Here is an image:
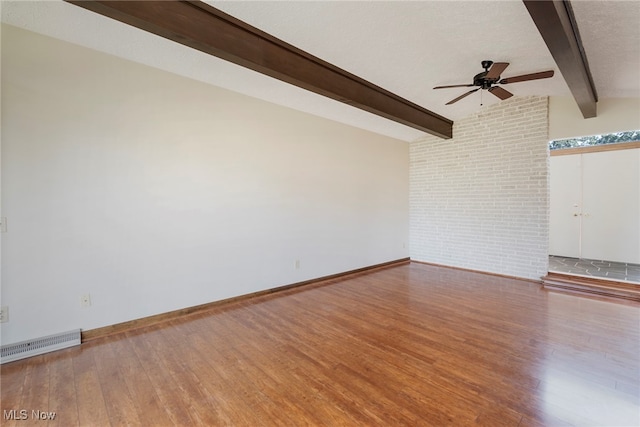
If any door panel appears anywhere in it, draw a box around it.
[549,155,582,258]
[581,149,640,263]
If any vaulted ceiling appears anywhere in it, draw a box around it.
[2,1,639,141]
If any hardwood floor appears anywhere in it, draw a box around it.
[2,262,639,426]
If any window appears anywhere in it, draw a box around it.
[549,130,640,150]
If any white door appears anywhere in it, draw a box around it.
[581,149,640,263]
[549,147,640,263]
[549,155,582,258]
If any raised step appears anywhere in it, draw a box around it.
[543,272,640,302]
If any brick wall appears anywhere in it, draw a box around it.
[410,96,549,280]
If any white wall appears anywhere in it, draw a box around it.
[410,97,549,280]
[0,25,409,344]
[549,97,640,140]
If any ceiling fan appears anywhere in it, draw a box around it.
[434,60,554,105]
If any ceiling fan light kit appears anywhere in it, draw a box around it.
[434,60,554,105]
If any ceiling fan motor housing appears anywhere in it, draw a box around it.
[474,60,502,88]
[473,71,498,89]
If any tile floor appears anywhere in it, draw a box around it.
[549,255,640,283]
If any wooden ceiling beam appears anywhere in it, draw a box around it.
[523,0,598,118]
[65,0,453,139]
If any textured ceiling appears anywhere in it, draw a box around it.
[210,0,570,118]
[570,0,640,99]
[2,1,639,141]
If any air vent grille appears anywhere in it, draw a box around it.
[1,329,81,364]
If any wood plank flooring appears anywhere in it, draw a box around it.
[2,262,639,426]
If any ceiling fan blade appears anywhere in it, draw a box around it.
[485,62,509,80]
[445,88,480,105]
[499,70,554,84]
[433,84,474,89]
[488,86,513,100]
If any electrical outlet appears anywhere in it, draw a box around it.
[295,259,300,269]
[80,294,91,308]
[0,306,8,323]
